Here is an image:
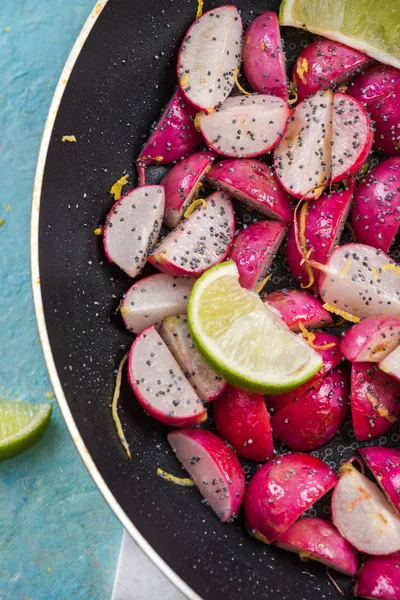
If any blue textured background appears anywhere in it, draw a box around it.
[0,1,122,598]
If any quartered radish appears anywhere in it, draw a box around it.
[349,64,400,107]
[160,315,226,402]
[244,453,336,543]
[230,220,286,290]
[161,151,216,230]
[355,555,400,600]
[380,345,400,382]
[149,191,234,277]
[120,274,194,334]
[368,89,400,156]
[213,385,274,462]
[332,462,400,555]
[167,428,245,522]
[341,316,400,363]
[177,6,242,112]
[103,185,164,277]
[351,362,400,441]
[275,517,359,576]
[128,326,206,426]
[207,158,292,222]
[198,94,291,158]
[265,289,333,331]
[358,446,400,515]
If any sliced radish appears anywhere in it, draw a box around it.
[380,345,400,382]
[127,326,206,426]
[358,446,400,515]
[265,289,333,331]
[349,64,400,107]
[355,555,400,600]
[341,316,400,363]
[167,428,245,522]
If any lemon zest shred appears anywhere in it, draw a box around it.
[111,354,131,459]
[120,306,129,317]
[93,227,103,236]
[328,317,346,328]
[255,273,272,294]
[339,255,351,276]
[157,468,194,486]
[298,322,336,350]
[193,180,205,199]
[196,0,203,18]
[366,392,398,423]
[0,219,5,227]
[194,112,204,131]
[109,174,129,201]
[180,73,190,88]
[288,80,298,105]
[61,135,77,142]
[299,551,313,562]
[296,58,308,84]
[184,198,207,218]
[338,462,355,477]
[322,304,360,323]
[298,200,315,289]
[382,263,400,275]
[259,41,265,51]
[234,67,251,95]
[372,267,380,279]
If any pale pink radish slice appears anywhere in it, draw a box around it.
[331,463,400,555]
[177,6,242,112]
[244,453,336,543]
[127,326,206,427]
[273,90,333,200]
[275,517,359,576]
[198,94,291,158]
[341,316,400,362]
[230,220,286,290]
[355,555,400,600]
[160,315,226,402]
[349,64,400,107]
[120,274,194,334]
[148,191,234,277]
[380,346,400,382]
[358,446,400,515]
[103,185,164,277]
[167,428,245,522]
[265,289,333,331]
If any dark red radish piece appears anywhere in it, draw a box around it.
[355,555,400,600]
[207,158,292,223]
[273,89,333,200]
[380,346,400,382]
[149,191,234,277]
[341,316,400,363]
[167,428,245,522]
[292,38,373,103]
[242,11,288,99]
[265,289,333,331]
[271,369,348,451]
[275,517,359,576]
[213,385,274,462]
[331,92,373,182]
[103,185,164,278]
[358,446,400,515]
[160,315,226,402]
[244,453,336,543]
[177,6,242,112]
[128,326,206,427]
[369,89,400,156]
[352,157,400,252]
[198,94,291,158]
[349,64,400,107]
[120,274,194,334]
[351,362,400,441]
[230,220,286,290]
[332,463,400,555]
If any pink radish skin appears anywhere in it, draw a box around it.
[265,289,333,331]
[230,220,286,290]
[292,38,373,102]
[244,453,336,543]
[380,346,400,382]
[213,386,274,462]
[349,64,400,107]
[148,191,234,277]
[368,89,400,156]
[207,158,292,223]
[332,463,400,555]
[167,428,245,522]
[242,11,288,99]
[351,362,400,441]
[271,369,348,451]
[161,152,216,229]
[341,316,400,363]
[355,555,400,600]
[276,517,359,576]
[177,6,242,112]
[103,185,164,278]
[128,326,206,427]
[358,446,400,515]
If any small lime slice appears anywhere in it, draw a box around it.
[0,401,53,461]
[279,0,400,68]
[187,261,322,394]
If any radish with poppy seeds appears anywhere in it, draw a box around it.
[354,555,400,600]
[368,88,400,157]
[349,64,400,107]
[265,289,333,331]
[380,345,400,381]
[358,446,400,516]
[341,316,400,363]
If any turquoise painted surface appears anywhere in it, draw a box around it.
[0,1,122,598]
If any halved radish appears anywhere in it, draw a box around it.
[349,64,400,107]
[358,446,400,515]
[265,289,333,331]
[213,385,274,462]
[332,463,400,555]
[177,6,242,112]
[148,191,234,277]
[103,185,165,277]
[120,274,194,334]
[244,453,336,543]
[380,345,400,382]
[167,428,245,522]
[354,555,400,600]
[127,326,206,426]
[198,94,291,158]
[160,315,226,402]
[341,316,400,363]
[275,517,359,576]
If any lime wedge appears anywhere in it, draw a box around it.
[187,261,322,394]
[279,0,400,68]
[0,401,52,461]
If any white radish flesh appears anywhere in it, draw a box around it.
[380,345,400,381]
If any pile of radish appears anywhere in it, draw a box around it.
[99,4,400,597]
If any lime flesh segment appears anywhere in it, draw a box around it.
[279,0,400,68]
[0,401,52,461]
[187,261,322,394]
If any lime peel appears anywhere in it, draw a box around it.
[0,401,52,461]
